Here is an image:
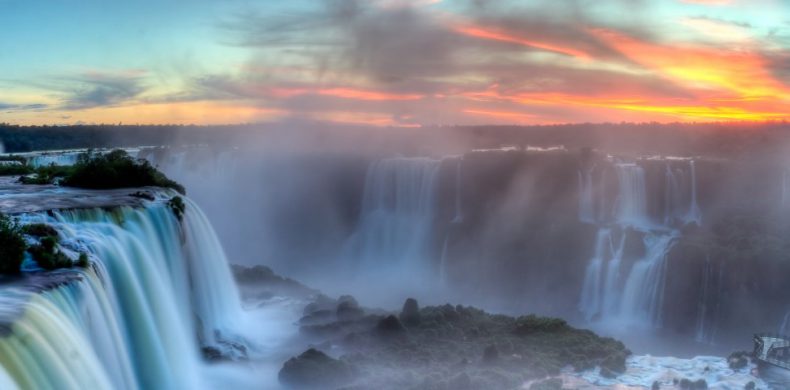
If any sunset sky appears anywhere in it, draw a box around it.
[2,0,789,126]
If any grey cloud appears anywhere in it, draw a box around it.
[62,73,147,110]
[0,102,48,111]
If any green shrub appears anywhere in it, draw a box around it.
[76,253,90,268]
[19,164,72,184]
[168,196,186,221]
[61,150,185,194]
[22,223,58,237]
[28,236,72,270]
[514,314,569,334]
[0,213,26,274]
[0,163,32,176]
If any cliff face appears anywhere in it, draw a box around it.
[154,145,790,349]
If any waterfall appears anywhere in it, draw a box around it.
[614,163,650,228]
[579,229,612,321]
[1,198,244,389]
[579,161,679,328]
[618,233,676,327]
[350,157,441,272]
[685,160,702,226]
[451,158,464,224]
[663,164,684,225]
[695,255,721,344]
[779,310,790,335]
[578,168,595,223]
[27,152,82,167]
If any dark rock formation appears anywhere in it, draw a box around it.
[399,297,421,327]
[375,315,405,333]
[336,295,364,322]
[278,348,356,389]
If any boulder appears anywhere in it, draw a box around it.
[336,295,364,322]
[278,348,356,389]
[399,298,421,327]
[376,315,405,333]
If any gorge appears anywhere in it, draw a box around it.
[0,127,787,389]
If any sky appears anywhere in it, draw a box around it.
[1,0,789,126]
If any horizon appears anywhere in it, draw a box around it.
[3,0,790,127]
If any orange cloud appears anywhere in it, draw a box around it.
[590,29,789,101]
[453,24,591,60]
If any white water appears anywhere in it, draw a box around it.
[580,162,679,329]
[578,168,596,223]
[349,157,441,273]
[570,355,767,389]
[0,198,245,389]
[614,163,650,228]
[619,234,676,327]
[452,157,464,224]
[686,160,702,226]
[695,255,722,344]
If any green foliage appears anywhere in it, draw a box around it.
[28,235,72,270]
[168,195,186,221]
[514,314,569,334]
[77,253,90,268]
[19,164,73,185]
[22,223,58,237]
[61,150,185,194]
[0,213,26,274]
[0,163,32,176]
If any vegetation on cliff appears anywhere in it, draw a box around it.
[0,213,26,274]
[281,297,630,389]
[62,150,185,194]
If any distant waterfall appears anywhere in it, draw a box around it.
[618,234,676,326]
[578,168,595,223]
[350,157,441,272]
[451,157,464,224]
[614,163,649,227]
[686,160,702,226]
[663,160,702,227]
[695,255,722,344]
[663,164,685,225]
[1,199,244,389]
[579,161,679,328]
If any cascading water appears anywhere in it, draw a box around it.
[349,157,441,274]
[695,255,722,344]
[0,197,245,389]
[578,167,595,223]
[614,163,650,228]
[618,233,676,327]
[579,161,680,328]
[686,160,702,226]
[579,229,612,321]
[452,157,464,224]
[663,164,685,225]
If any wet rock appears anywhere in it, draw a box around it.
[336,295,364,322]
[679,378,708,390]
[652,380,661,390]
[727,351,749,370]
[202,346,223,362]
[376,315,405,333]
[300,309,334,326]
[278,348,356,389]
[399,298,420,327]
[482,345,499,364]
